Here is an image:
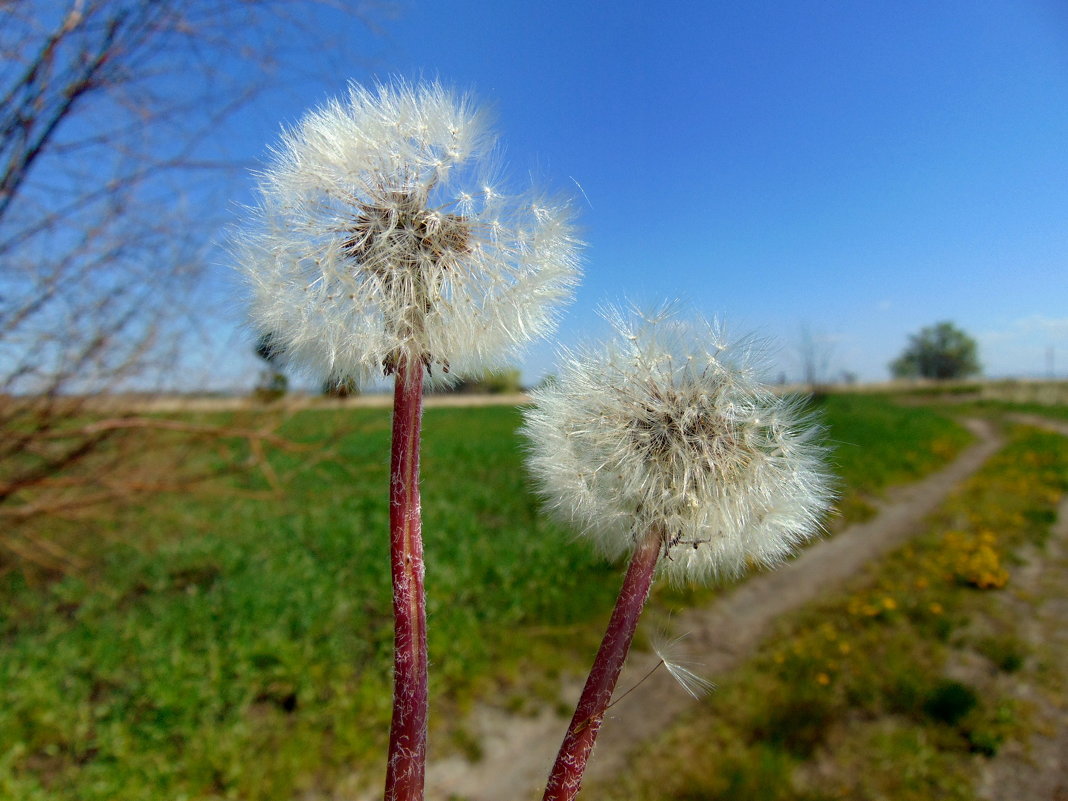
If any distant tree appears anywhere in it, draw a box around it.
[446,368,524,394]
[479,368,524,394]
[253,333,287,402]
[322,375,359,398]
[890,322,981,380]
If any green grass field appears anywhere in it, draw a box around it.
[968,399,1068,422]
[0,394,972,800]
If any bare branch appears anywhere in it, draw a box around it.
[0,0,391,571]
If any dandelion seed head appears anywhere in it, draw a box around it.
[522,303,835,583]
[233,79,582,385]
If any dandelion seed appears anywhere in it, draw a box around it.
[651,632,715,699]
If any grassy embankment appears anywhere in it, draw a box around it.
[892,378,1068,423]
[0,394,970,800]
[600,423,1068,801]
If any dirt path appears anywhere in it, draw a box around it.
[418,419,1003,801]
[1006,413,1068,438]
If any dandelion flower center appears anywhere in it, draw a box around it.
[627,384,754,481]
[344,191,472,275]
[341,187,476,372]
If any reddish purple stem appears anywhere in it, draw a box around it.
[542,528,664,801]
[384,359,427,801]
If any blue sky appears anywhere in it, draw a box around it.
[211,0,1068,387]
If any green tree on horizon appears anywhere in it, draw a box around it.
[890,321,981,380]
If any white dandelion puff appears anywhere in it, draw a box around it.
[232,80,582,800]
[533,304,834,800]
[233,79,582,385]
[538,303,828,798]
[523,302,835,584]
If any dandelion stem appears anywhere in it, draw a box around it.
[384,358,427,801]
[542,526,663,801]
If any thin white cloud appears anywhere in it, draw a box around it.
[977,315,1068,378]
[979,315,1068,344]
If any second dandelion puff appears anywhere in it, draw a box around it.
[522,304,835,801]
[524,304,834,582]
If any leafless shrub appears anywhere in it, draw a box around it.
[0,0,392,570]
[797,323,836,395]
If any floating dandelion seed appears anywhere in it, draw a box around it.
[651,632,715,700]
[599,630,715,713]
[234,79,581,386]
